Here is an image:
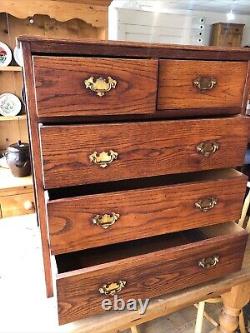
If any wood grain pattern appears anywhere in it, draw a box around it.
[33,57,158,118]
[56,223,247,324]
[21,42,53,297]
[40,117,248,189]
[53,241,250,333]
[48,169,247,255]
[158,60,247,110]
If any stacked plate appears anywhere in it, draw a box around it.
[0,41,23,67]
[0,93,22,117]
[0,42,12,67]
[0,41,23,117]
[14,46,23,67]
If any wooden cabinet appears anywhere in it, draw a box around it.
[0,191,35,218]
[210,23,245,47]
[0,168,33,218]
[20,37,250,324]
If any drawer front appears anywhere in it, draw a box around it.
[48,170,247,254]
[0,192,35,218]
[56,224,247,324]
[33,57,158,118]
[40,117,248,189]
[158,60,247,111]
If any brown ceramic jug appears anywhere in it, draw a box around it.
[6,140,31,177]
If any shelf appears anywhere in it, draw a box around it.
[0,167,33,194]
[0,115,26,122]
[0,66,22,72]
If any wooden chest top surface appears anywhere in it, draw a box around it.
[19,35,250,60]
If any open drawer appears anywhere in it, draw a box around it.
[55,222,247,324]
[47,169,247,255]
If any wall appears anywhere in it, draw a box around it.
[109,5,250,46]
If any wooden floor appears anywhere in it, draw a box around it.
[0,214,241,333]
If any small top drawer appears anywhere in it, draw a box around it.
[158,60,247,112]
[33,57,158,118]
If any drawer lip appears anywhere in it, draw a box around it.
[47,169,247,255]
[48,168,246,202]
[55,223,248,324]
[158,60,248,111]
[56,223,247,279]
[39,117,248,189]
[33,56,158,118]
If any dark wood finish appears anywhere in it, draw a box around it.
[20,38,250,320]
[21,43,53,297]
[210,23,245,47]
[48,169,247,255]
[18,36,250,61]
[56,223,248,324]
[40,117,248,189]
[33,57,158,118]
[158,60,247,111]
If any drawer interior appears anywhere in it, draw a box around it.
[48,168,244,200]
[55,222,243,274]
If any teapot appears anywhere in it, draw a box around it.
[5,140,31,177]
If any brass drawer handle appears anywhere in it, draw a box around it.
[198,255,219,269]
[89,150,118,168]
[195,197,218,212]
[193,76,217,91]
[84,76,117,97]
[99,280,127,296]
[92,213,120,229]
[196,141,219,157]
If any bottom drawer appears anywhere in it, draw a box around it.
[55,223,247,324]
[0,192,35,218]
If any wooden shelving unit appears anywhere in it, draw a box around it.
[0,115,26,121]
[0,167,34,218]
[0,167,32,192]
[0,0,111,220]
[0,66,22,72]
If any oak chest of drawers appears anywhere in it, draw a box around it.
[20,37,250,325]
